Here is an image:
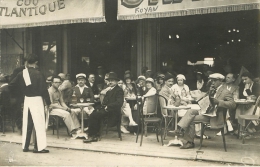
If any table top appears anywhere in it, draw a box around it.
[163,105,191,110]
[234,99,255,105]
[70,103,95,107]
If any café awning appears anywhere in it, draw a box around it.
[118,0,260,20]
[0,0,105,29]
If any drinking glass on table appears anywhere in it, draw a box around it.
[80,98,84,103]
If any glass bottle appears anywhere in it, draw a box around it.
[71,91,77,104]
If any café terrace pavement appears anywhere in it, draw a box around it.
[1,126,260,166]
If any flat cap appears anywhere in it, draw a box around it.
[76,73,86,79]
[209,73,225,80]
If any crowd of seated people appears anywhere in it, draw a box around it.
[3,63,260,149]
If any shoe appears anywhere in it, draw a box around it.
[216,131,227,136]
[33,149,49,153]
[76,129,82,134]
[247,127,256,133]
[23,148,29,152]
[121,126,130,133]
[129,121,138,126]
[180,142,195,149]
[83,137,98,143]
[84,127,89,132]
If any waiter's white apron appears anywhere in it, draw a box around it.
[22,96,47,151]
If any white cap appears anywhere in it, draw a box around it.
[209,73,225,80]
[146,78,154,84]
[76,73,86,79]
[138,75,146,80]
[176,74,186,80]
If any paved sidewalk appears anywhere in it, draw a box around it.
[1,126,260,166]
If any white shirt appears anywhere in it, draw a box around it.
[75,84,88,94]
[197,80,204,90]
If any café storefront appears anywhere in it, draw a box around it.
[1,0,260,80]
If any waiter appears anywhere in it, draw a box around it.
[9,54,51,153]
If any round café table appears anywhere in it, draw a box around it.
[70,103,94,139]
[163,105,191,146]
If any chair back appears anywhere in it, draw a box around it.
[252,96,260,115]
[158,94,168,117]
[143,94,158,116]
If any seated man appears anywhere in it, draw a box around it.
[86,73,100,101]
[58,73,73,106]
[48,76,81,135]
[83,72,124,143]
[173,73,236,149]
[72,73,95,118]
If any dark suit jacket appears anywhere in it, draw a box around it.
[9,65,26,99]
[73,86,94,103]
[239,82,260,99]
[86,81,100,95]
[0,84,10,110]
[102,85,124,126]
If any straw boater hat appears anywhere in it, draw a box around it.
[208,73,225,80]
[76,73,86,79]
[105,72,120,81]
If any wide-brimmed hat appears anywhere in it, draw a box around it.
[124,73,132,80]
[176,74,186,80]
[209,73,225,80]
[76,73,86,79]
[137,75,146,80]
[106,72,120,81]
[146,78,154,84]
[125,70,131,74]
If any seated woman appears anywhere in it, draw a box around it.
[172,74,192,105]
[118,80,138,134]
[154,73,165,93]
[142,78,157,115]
[236,72,260,133]
[124,73,137,97]
[135,75,146,96]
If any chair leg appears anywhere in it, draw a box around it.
[163,117,167,140]
[237,124,240,139]
[52,118,55,135]
[199,123,204,150]
[56,117,59,139]
[156,123,159,142]
[136,125,139,143]
[242,125,245,144]
[140,123,144,146]
[117,122,122,141]
[145,124,147,137]
[105,123,108,135]
[99,120,104,141]
[3,113,5,134]
[160,120,164,146]
[221,127,227,152]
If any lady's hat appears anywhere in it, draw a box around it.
[138,75,146,81]
[125,70,131,74]
[164,73,174,81]
[176,74,186,80]
[157,73,165,79]
[124,73,132,80]
[106,72,120,81]
[145,78,154,84]
[196,71,203,75]
[76,73,86,79]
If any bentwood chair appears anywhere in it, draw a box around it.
[193,110,227,152]
[158,94,172,139]
[238,96,260,144]
[136,94,163,146]
[49,115,70,139]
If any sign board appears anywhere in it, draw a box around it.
[0,0,105,29]
[118,0,260,20]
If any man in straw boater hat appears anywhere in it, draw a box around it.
[83,72,124,143]
[9,54,51,153]
[172,73,236,149]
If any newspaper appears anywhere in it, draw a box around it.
[190,90,207,101]
[198,95,217,117]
